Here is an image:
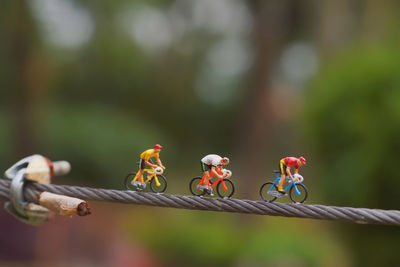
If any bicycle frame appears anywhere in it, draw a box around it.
[268,173,303,196]
[133,167,162,186]
[198,172,229,191]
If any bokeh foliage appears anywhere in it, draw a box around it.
[305,45,400,208]
[1,0,400,266]
[304,45,400,266]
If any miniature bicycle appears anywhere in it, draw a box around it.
[189,169,235,198]
[124,161,167,193]
[259,171,308,203]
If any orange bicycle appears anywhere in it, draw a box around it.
[189,169,235,198]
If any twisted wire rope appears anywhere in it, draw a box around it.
[1,179,400,226]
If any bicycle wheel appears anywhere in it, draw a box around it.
[260,182,278,202]
[125,172,138,191]
[216,179,235,198]
[289,183,308,203]
[189,177,206,196]
[150,175,167,193]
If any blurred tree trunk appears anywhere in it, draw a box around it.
[236,0,293,198]
[9,0,38,157]
[0,0,39,261]
[316,0,356,57]
[362,0,399,42]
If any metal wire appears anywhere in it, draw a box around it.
[1,178,400,226]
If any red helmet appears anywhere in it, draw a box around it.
[154,144,163,149]
[299,156,306,165]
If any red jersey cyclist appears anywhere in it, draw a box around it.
[278,156,306,194]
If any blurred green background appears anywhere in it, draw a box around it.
[1,0,400,266]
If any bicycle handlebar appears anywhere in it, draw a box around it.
[293,174,304,183]
[147,166,164,175]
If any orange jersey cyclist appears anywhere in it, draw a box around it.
[133,144,166,188]
[199,154,230,195]
[277,156,306,194]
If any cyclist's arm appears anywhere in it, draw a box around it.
[156,157,165,170]
[145,160,158,168]
[210,167,223,179]
[293,168,300,182]
[286,167,294,180]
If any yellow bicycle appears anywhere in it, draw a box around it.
[124,165,167,193]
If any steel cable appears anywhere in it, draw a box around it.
[1,179,399,226]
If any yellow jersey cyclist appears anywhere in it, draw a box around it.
[277,156,306,194]
[132,144,166,189]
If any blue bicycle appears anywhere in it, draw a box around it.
[259,171,308,203]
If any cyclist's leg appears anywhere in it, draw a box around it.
[199,161,213,194]
[204,168,215,195]
[137,158,146,183]
[204,172,211,185]
[203,171,214,196]
[136,169,145,183]
[278,160,286,192]
[201,161,212,186]
[199,161,206,185]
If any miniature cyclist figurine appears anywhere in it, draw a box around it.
[277,156,306,194]
[199,154,230,195]
[132,144,166,189]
